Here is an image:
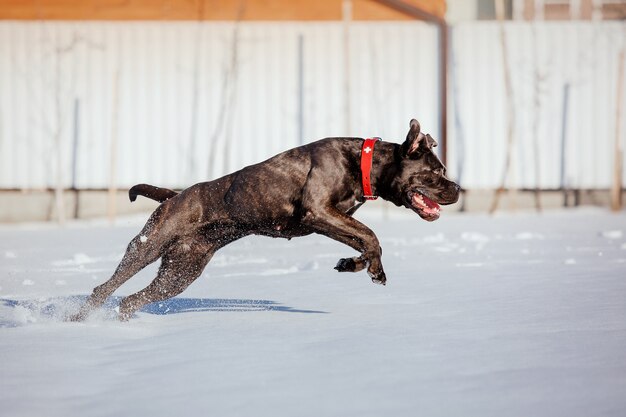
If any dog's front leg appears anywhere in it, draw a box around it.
[303,207,386,285]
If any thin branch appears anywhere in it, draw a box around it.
[207,0,246,178]
[531,23,543,212]
[186,0,205,183]
[489,0,516,214]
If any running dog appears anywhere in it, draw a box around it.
[70,119,460,321]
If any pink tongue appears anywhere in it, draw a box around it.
[422,195,440,210]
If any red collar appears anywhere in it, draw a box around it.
[361,138,380,200]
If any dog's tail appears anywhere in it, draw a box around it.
[129,184,179,203]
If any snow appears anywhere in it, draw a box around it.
[1,207,626,417]
[602,230,624,240]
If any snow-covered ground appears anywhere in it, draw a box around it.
[1,207,625,417]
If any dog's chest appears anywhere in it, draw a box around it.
[257,218,313,239]
[336,198,364,216]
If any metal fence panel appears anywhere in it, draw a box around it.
[449,22,626,189]
[0,21,439,189]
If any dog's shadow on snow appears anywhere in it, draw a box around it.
[139,297,327,315]
[0,296,327,327]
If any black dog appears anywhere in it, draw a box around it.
[70,119,459,321]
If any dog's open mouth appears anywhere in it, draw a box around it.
[407,191,441,221]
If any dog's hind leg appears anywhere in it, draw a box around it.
[68,232,164,321]
[118,239,214,321]
[68,205,178,321]
[69,188,213,322]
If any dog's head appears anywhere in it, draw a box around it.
[387,119,460,222]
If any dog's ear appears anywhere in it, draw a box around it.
[401,119,436,157]
[425,134,438,149]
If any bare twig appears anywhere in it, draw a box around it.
[489,0,516,214]
[531,24,543,212]
[611,46,625,212]
[107,68,121,224]
[53,30,66,225]
[207,0,246,179]
[450,30,466,211]
[186,0,205,183]
[343,0,352,134]
[32,24,105,223]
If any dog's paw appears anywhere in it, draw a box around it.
[368,269,387,286]
[66,306,92,322]
[334,258,357,272]
[66,313,85,322]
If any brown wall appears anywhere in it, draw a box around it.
[0,0,445,21]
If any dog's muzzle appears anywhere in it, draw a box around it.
[406,190,441,222]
